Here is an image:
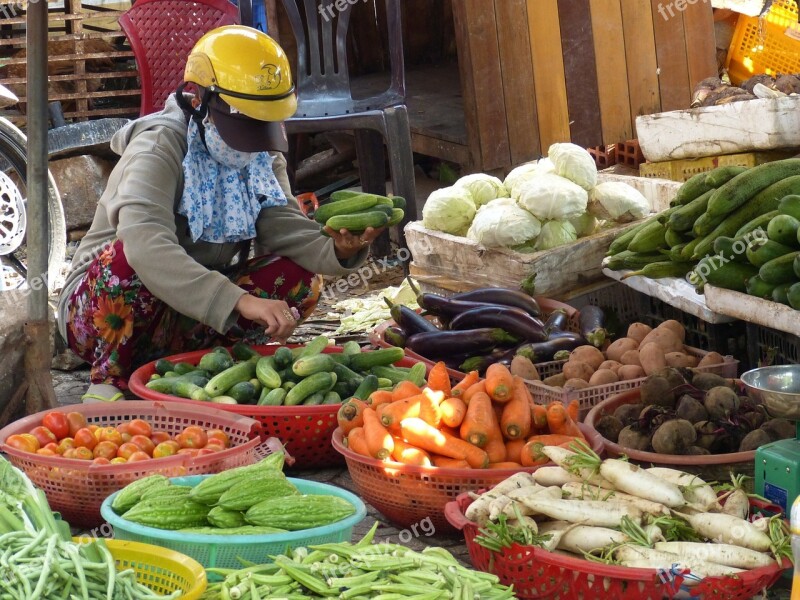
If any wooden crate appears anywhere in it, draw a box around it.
[406,174,680,296]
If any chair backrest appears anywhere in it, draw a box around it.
[119,0,240,116]
[279,0,405,118]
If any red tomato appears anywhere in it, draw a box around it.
[88,425,100,434]
[56,437,75,455]
[126,451,151,463]
[152,441,180,458]
[18,434,41,452]
[204,439,226,452]
[66,412,88,437]
[92,457,111,465]
[98,427,123,446]
[73,447,94,460]
[43,442,59,453]
[36,448,57,456]
[130,435,155,456]
[195,448,218,456]
[127,419,152,438]
[93,441,119,460]
[150,431,171,445]
[62,448,78,459]
[116,443,141,460]
[110,457,127,464]
[177,448,201,458]
[73,428,98,450]
[206,429,230,448]
[29,426,57,448]
[177,426,207,449]
[116,423,131,436]
[42,412,69,440]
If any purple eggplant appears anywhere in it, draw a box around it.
[579,305,608,348]
[515,331,586,363]
[451,288,541,317]
[384,298,439,335]
[449,306,547,343]
[416,293,499,318]
[383,326,407,348]
[459,347,515,374]
[405,328,519,358]
[544,309,569,334]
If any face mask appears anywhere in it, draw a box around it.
[202,118,256,169]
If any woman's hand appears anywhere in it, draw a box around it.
[325,226,386,260]
[234,295,297,342]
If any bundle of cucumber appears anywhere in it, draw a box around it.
[315,190,405,233]
[145,336,427,406]
[607,160,800,307]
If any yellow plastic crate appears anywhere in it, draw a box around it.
[639,151,795,181]
[725,0,800,85]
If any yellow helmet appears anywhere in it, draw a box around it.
[184,25,296,122]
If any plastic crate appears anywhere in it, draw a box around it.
[639,151,795,181]
[725,0,800,85]
[747,322,800,367]
[101,475,366,572]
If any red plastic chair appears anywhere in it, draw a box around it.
[119,0,240,116]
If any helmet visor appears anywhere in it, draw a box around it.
[207,94,289,153]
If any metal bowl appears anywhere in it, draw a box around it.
[741,365,800,420]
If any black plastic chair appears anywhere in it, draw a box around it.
[254,0,416,251]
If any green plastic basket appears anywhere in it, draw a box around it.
[100,475,366,571]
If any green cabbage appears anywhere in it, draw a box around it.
[504,158,554,198]
[569,213,599,237]
[536,220,578,251]
[466,198,541,248]
[588,181,650,222]
[516,173,588,221]
[454,173,509,207]
[548,143,597,191]
[422,186,477,235]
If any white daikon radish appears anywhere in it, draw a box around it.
[465,472,538,523]
[561,482,670,516]
[677,512,772,552]
[513,496,642,528]
[555,525,630,554]
[503,486,562,517]
[600,460,686,508]
[506,514,538,534]
[615,545,744,578]
[645,467,720,511]
[488,495,513,522]
[654,541,775,569]
[533,466,616,489]
[719,474,751,520]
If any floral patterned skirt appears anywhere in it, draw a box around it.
[66,240,322,390]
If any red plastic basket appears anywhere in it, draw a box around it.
[331,423,603,534]
[445,492,790,600]
[129,345,427,469]
[368,297,580,378]
[0,401,273,528]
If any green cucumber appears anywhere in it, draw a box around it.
[329,190,364,202]
[767,214,800,247]
[408,362,427,386]
[704,165,748,188]
[795,253,800,279]
[348,347,406,372]
[292,353,336,377]
[713,237,747,263]
[322,391,342,405]
[628,221,667,253]
[352,374,379,401]
[689,258,759,293]
[198,351,234,374]
[370,365,418,385]
[256,356,282,389]
[372,204,395,217]
[333,381,355,399]
[669,189,715,232]
[692,210,727,238]
[706,159,800,217]
[746,239,795,267]
[146,377,178,394]
[212,346,233,358]
[173,362,197,376]
[258,387,287,406]
[332,363,364,387]
[273,346,294,369]
[664,227,689,247]
[342,341,361,355]
[284,372,336,406]
[680,238,702,261]
[154,359,175,376]
[779,195,800,221]
[667,244,689,262]
[227,381,257,404]
[205,360,257,397]
[296,335,330,360]
[326,211,389,232]
[608,220,649,256]
[174,380,211,402]
[735,210,779,239]
[314,194,379,224]
[788,282,800,309]
[281,381,296,392]
[604,251,664,271]
[673,172,715,206]
[328,353,351,366]
[232,343,261,361]
[211,396,238,404]
[772,282,794,305]
[391,196,406,210]
[387,208,405,226]
[620,261,694,280]
[746,276,777,299]
[301,392,326,406]
[249,378,262,394]
[760,251,800,284]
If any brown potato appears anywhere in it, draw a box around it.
[569,346,605,370]
[618,364,645,380]
[564,378,590,390]
[511,355,540,381]
[589,369,619,386]
[627,322,653,344]
[639,342,667,376]
[606,338,640,363]
[563,360,595,383]
[657,320,686,342]
[620,350,642,367]
[665,352,694,368]
[697,352,725,368]
[599,360,623,374]
[543,373,566,387]
[640,328,683,354]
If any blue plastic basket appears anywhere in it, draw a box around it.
[100,475,366,571]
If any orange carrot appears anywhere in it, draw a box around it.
[440,425,461,439]
[362,408,394,460]
[418,388,445,428]
[462,380,487,405]
[525,434,583,446]
[485,363,514,403]
[485,435,507,464]
[459,391,496,448]
[427,361,452,396]
[379,396,422,428]
[431,456,470,469]
[567,399,580,422]
[488,461,523,469]
[520,444,551,467]
[346,427,369,457]
[501,377,532,440]
[531,404,548,431]
[400,418,489,468]
[545,402,585,440]
[451,371,480,398]
[368,390,394,409]
[392,381,422,402]
[337,399,367,435]
[505,439,527,463]
[440,396,467,428]
[391,437,432,466]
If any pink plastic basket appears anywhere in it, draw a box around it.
[0,401,273,527]
[445,492,790,600]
